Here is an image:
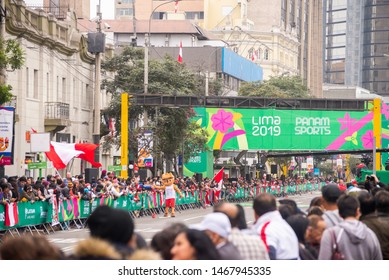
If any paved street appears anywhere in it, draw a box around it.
[46,191,321,255]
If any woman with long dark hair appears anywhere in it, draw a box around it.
[170,229,220,260]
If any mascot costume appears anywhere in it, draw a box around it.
[153,172,183,217]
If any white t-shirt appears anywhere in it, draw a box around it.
[165,185,175,199]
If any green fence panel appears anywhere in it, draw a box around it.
[79,200,91,218]
[14,201,49,227]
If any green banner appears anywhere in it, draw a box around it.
[193,107,374,151]
[28,162,47,170]
[183,150,214,179]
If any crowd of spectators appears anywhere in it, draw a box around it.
[0,170,325,208]
[1,170,389,260]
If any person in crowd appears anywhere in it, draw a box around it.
[279,198,305,215]
[128,249,161,260]
[55,179,70,202]
[0,235,65,260]
[20,184,37,203]
[307,206,324,216]
[278,204,296,220]
[17,176,27,194]
[8,177,20,202]
[321,183,343,228]
[235,204,250,231]
[286,214,315,260]
[309,196,324,210]
[0,182,12,205]
[73,205,135,259]
[304,214,326,259]
[358,191,389,259]
[150,223,188,260]
[170,228,220,260]
[319,194,382,260]
[33,181,46,201]
[338,179,347,192]
[214,202,269,260]
[252,193,299,260]
[191,212,242,260]
[375,190,389,221]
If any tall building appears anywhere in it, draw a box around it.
[42,0,90,19]
[324,0,389,97]
[216,0,323,97]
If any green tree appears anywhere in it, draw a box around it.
[0,39,25,104]
[238,75,311,98]
[101,47,208,174]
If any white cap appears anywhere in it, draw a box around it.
[190,212,231,238]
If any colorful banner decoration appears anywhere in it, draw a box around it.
[0,107,15,165]
[138,131,153,168]
[192,107,374,151]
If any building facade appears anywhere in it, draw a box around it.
[324,0,389,97]
[3,0,105,177]
[115,0,205,21]
[42,0,90,19]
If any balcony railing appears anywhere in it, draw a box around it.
[45,102,69,120]
[26,5,68,20]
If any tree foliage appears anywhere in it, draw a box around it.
[101,47,209,171]
[0,39,25,105]
[238,75,311,98]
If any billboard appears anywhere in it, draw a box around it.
[0,107,15,165]
[193,107,374,151]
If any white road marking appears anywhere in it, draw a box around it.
[184,216,205,221]
[135,228,153,232]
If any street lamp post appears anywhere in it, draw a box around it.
[144,0,182,94]
[93,0,103,165]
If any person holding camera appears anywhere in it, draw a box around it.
[364,174,389,193]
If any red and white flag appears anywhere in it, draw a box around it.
[45,141,102,170]
[177,41,183,63]
[5,202,19,227]
[213,167,225,191]
[175,1,179,13]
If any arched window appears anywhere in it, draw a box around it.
[264,49,269,60]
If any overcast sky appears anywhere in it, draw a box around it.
[23,0,115,20]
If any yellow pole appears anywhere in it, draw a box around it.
[121,92,129,178]
[373,98,381,171]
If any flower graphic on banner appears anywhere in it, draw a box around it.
[345,131,358,146]
[210,109,246,149]
[337,113,357,131]
[361,130,374,149]
[211,109,234,133]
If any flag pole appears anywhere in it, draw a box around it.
[54,168,63,181]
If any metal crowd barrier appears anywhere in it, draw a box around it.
[0,183,323,240]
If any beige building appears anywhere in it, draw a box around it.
[208,0,323,97]
[115,0,204,21]
[121,1,322,97]
[3,0,109,177]
[111,1,322,96]
[42,0,90,19]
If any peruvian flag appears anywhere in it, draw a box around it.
[175,1,179,13]
[5,202,19,227]
[45,141,102,170]
[213,167,225,191]
[177,41,183,63]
